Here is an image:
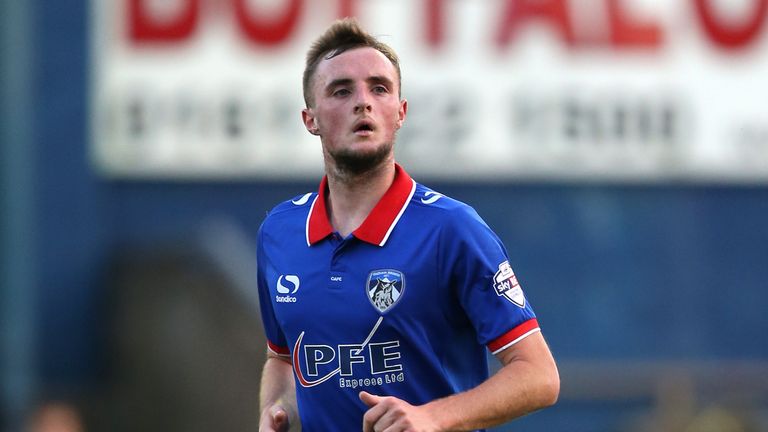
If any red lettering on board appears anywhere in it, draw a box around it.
[496,0,575,48]
[338,0,358,19]
[234,0,303,45]
[426,0,446,48]
[124,0,768,54]
[129,0,199,42]
[607,0,662,48]
[694,0,768,49]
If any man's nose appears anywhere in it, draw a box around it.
[354,92,373,113]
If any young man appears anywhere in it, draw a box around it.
[257,18,559,432]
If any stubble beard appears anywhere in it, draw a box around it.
[328,140,394,178]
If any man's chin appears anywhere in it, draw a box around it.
[331,146,392,176]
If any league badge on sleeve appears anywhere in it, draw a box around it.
[367,269,405,313]
[493,261,526,308]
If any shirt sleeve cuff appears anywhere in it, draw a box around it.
[487,318,540,355]
[267,340,291,357]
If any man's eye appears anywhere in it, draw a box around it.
[333,89,350,97]
[373,86,388,94]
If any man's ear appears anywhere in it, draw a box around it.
[396,99,408,130]
[302,108,320,136]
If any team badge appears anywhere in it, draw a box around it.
[493,261,526,308]
[366,269,405,313]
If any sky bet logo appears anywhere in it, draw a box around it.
[292,317,405,388]
[493,261,526,308]
[276,275,299,303]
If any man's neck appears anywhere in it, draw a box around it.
[325,160,395,238]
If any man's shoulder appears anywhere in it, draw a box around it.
[409,183,490,232]
[263,192,317,224]
[411,183,478,216]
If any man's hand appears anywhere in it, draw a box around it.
[360,391,442,432]
[259,404,290,432]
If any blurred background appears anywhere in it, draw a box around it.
[2,0,768,431]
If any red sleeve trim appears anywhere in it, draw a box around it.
[487,318,540,354]
[267,340,290,356]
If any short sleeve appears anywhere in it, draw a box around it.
[441,206,540,355]
[256,225,290,357]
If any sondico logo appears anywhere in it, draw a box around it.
[421,191,443,204]
[276,275,300,303]
[291,193,312,206]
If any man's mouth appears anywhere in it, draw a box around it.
[353,120,375,136]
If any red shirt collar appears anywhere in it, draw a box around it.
[306,163,416,247]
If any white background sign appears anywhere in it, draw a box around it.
[91,0,768,181]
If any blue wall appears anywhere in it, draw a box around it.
[5,0,768,429]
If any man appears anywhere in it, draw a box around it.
[257,18,559,431]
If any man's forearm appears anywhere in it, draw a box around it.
[259,354,298,421]
[423,332,559,431]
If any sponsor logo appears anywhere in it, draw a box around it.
[421,191,443,204]
[493,261,526,308]
[276,274,300,303]
[291,193,312,205]
[292,317,406,389]
[366,269,405,313]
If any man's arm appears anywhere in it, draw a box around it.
[259,352,299,432]
[361,331,559,431]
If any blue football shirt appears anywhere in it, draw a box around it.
[257,164,540,431]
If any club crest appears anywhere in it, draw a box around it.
[366,269,405,313]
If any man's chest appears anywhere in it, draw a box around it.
[263,235,466,389]
[262,236,451,342]
[266,245,440,324]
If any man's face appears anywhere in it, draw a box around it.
[302,47,407,174]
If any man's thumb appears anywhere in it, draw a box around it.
[270,405,288,426]
[359,391,382,407]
